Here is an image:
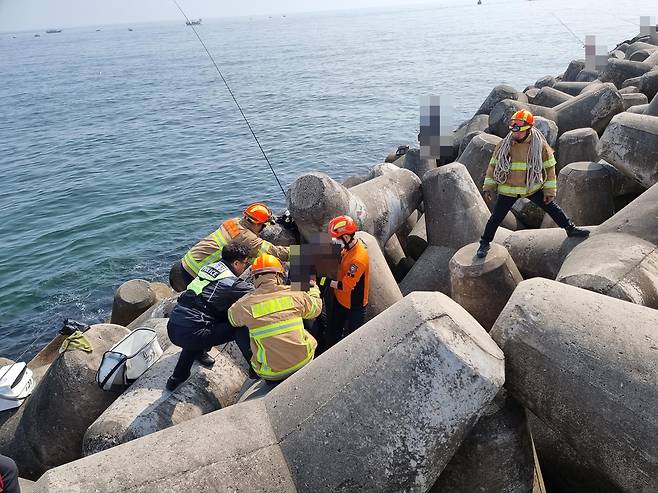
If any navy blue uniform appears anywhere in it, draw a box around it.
[167,261,253,380]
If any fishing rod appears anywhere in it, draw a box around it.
[551,12,585,47]
[172,0,288,200]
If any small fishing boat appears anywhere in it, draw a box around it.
[46,29,62,33]
[128,28,134,31]
[34,34,41,37]
[186,18,202,26]
[478,0,482,4]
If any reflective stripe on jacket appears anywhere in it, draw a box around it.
[227,277,321,380]
[483,134,557,198]
[182,218,290,276]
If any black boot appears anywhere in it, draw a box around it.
[196,351,215,367]
[566,224,590,238]
[166,375,188,391]
[476,240,490,258]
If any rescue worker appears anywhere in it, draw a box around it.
[477,110,589,258]
[318,215,370,349]
[227,254,321,382]
[166,242,254,391]
[169,203,290,292]
[0,454,20,493]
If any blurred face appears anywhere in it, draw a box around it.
[509,119,531,141]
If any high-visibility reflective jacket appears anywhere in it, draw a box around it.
[334,239,369,309]
[182,217,290,277]
[483,134,557,198]
[227,276,321,381]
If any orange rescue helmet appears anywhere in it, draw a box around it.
[244,202,273,225]
[510,109,535,126]
[328,215,358,239]
[251,253,284,275]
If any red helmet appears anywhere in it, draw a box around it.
[328,215,358,239]
[244,203,273,225]
[251,254,284,275]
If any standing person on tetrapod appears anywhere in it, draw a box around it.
[476,110,589,259]
[317,215,370,351]
[165,242,254,391]
[169,202,290,292]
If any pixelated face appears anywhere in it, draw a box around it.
[419,95,454,161]
[288,232,342,290]
[584,35,608,73]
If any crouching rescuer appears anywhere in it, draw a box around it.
[227,254,322,382]
[165,242,254,391]
[169,202,290,292]
[477,110,589,258]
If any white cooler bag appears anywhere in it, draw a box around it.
[96,327,163,391]
[0,362,34,412]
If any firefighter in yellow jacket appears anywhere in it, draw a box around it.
[477,110,589,258]
[169,203,290,291]
[227,254,322,381]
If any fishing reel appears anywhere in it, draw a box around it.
[274,209,298,231]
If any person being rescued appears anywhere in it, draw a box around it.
[476,110,590,259]
[317,215,370,350]
[227,254,322,383]
[169,202,290,292]
[165,242,254,391]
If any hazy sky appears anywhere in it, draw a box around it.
[0,0,444,32]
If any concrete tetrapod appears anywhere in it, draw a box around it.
[528,413,621,493]
[476,84,528,115]
[599,59,654,88]
[647,93,658,116]
[623,69,658,101]
[110,279,157,326]
[457,113,490,156]
[430,390,537,493]
[556,127,599,172]
[488,100,557,138]
[621,92,649,110]
[499,227,597,279]
[557,180,658,307]
[355,231,402,321]
[561,60,585,82]
[531,86,573,107]
[491,278,658,493]
[598,111,658,188]
[553,82,624,136]
[34,292,505,493]
[552,81,589,95]
[449,242,523,331]
[406,213,428,260]
[423,163,490,250]
[82,342,248,456]
[1,324,130,479]
[287,169,422,247]
[541,162,616,228]
[400,164,498,296]
[394,147,437,180]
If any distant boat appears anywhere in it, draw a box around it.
[96,29,101,32]
[128,28,133,31]
[45,29,62,33]
[185,18,202,26]
[477,0,482,4]
[34,34,41,37]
